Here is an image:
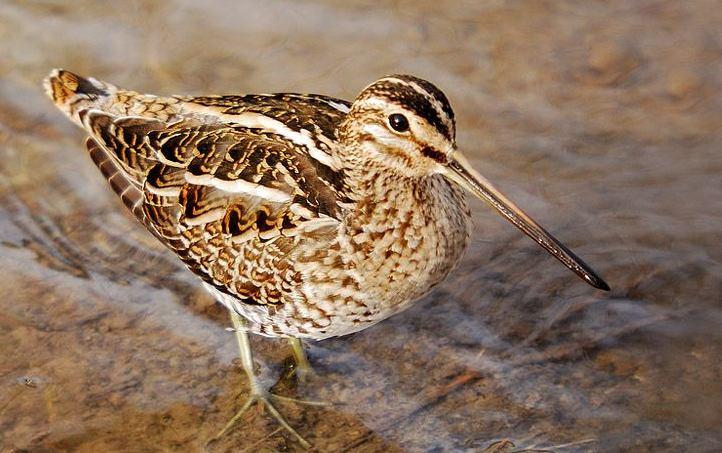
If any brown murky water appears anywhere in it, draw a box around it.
[1,1,721,451]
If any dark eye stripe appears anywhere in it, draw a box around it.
[420,145,447,163]
[360,82,454,141]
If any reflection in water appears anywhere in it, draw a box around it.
[1,1,721,451]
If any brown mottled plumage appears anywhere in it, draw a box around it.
[44,69,608,446]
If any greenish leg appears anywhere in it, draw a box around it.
[288,337,315,382]
[212,312,312,449]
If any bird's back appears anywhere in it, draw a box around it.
[45,70,470,339]
[45,70,358,334]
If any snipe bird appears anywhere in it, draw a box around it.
[45,69,609,447]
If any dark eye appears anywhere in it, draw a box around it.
[388,113,409,133]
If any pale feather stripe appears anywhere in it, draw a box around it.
[155,150,186,168]
[81,108,105,130]
[183,208,226,226]
[297,216,339,232]
[181,103,340,169]
[289,203,316,219]
[325,99,350,113]
[185,172,292,203]
[118,186,134,199]
[145,184,182,197]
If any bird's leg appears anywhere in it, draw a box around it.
[288,337,315,382]
[273,338,339,409]
[213,312,311,449]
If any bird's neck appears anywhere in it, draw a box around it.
[342,160,414,203]
[333,140,470,244]
[337,147,470,232]
[335,148,471,304]
[335,140,423,202]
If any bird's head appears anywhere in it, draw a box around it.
[341,74,609,291]
[342,74,457,177]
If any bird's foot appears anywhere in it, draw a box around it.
[287,337,317,384]
[286,359,318,384]
[211,388,312,449]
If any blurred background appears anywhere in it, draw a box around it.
[1,1,721,451]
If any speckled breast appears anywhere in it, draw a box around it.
[291,174,471,339]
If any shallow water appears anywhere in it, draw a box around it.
[1,1,721,451]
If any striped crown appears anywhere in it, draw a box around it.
[341,75,457,174]
[357,74,456,141]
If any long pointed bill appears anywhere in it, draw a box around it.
[443,152,610,291]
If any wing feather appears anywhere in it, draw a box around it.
[86,137,144,220]
[79,95,349,307]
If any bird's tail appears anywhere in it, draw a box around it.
[43,69,169,241]
[43,68,116,127]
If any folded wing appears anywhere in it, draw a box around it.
[81,108,346,306]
